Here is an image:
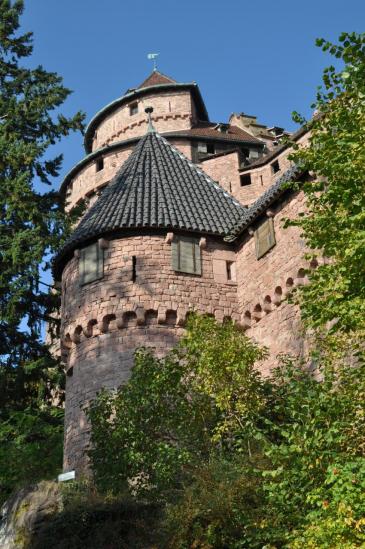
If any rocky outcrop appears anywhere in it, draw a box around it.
[0,481,61,549]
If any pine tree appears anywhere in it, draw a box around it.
[0,0,84,501]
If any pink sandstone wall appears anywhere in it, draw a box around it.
[235,190,312,374]
[65,139,192,211]
[200,133,310,207]
[200,152,241,196]
[91,90,194,152]
[61,233,239,474]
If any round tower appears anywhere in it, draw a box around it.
[55,102,247,475]
[60,70,263,212]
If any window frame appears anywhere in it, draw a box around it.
[240,173,252,186]
[79,242,104,285]
[271,159,280,174]
[129,102,138,116]
[254,217,276,259]
[171,235,202,276]
[96,157,104,172]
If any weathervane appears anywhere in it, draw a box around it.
[147,53,159,72]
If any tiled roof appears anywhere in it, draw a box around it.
[167,123,262,144]
[225,164,302,241]
[55,129,247,272]
[137,70,177,89]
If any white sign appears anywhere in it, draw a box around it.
[58,470,75,482]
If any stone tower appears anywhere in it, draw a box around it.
[54,71,312,475]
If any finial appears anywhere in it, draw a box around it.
[147,53,159,72]
[145,106,155,133]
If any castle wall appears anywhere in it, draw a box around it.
[198,138,304,207]
[200,151,241,196]
[65,139,192,211]
[235,190,311,374]
[91,90,194,152]
[61,233,239,474]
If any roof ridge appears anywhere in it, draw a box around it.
[137,70,177,89]
[55,129,249,275]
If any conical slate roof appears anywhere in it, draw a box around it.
[55,129,247,271]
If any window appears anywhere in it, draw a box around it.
[271,160,280,174]
[197,142,215,156]
[96,157,104,172]
[131,255,137,282]
[79,242,104,285]
[172,236,201,275]
[240,173,252,186]
[226,261,236,281]
[197,142,207,154]
[254,218,276,259]
[129,102,138,116]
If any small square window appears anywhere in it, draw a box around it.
[206,143,215,154]
[240,173,252,186]
[172,236,201,275]
[271,160,280,174]
[129,102,138,116]
[255,218,276,259]
[80,242,104,285]
[96,157,104,172]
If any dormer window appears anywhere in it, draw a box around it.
[271,160,280,174]
[79,242,104,285]
[129,102,138,116]
[171,236,201,275]
[96,157,104,172]
[197,142,215,156]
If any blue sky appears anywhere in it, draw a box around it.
[22,0,365,189]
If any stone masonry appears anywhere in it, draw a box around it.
[55,70,314,475]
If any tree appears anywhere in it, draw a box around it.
[0,0,84,502]
[87,314,267,500]
[289,32,365,338]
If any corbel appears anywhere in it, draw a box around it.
[165,232,174,245]
[74,249,81,258]
[266,209,275,218]
[199,237,207,249]
[98,238,109,249]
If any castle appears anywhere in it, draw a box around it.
[54,70,314,475]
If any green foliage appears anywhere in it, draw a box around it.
[0,407,63,504]
[164,457,267,549]
[288,32,365,334]
[262,358,365,546]
[87,314,267,499]
[88,314,365,547]
[0,0,84,501]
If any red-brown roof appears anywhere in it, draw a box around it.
[137,70,177,89]
[169,122,262,144]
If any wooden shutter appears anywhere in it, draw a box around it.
[171,236,201,275]
[254,218,276,259]
[80,242,103,284]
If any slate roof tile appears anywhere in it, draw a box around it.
[168,122,261,144]
[225,164,302,241]
[55,129,247,270]
[137,70,177,89]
